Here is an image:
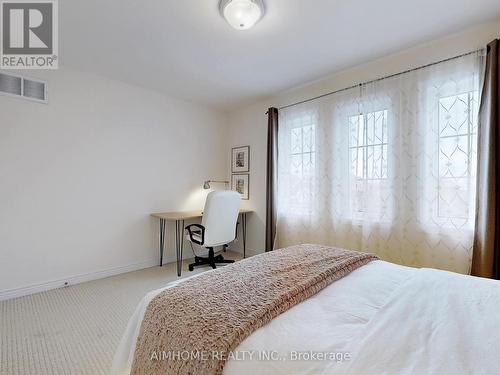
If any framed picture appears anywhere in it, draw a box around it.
[231,146,250,173]
[231,174,249,200]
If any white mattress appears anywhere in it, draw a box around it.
[111,260,500,374]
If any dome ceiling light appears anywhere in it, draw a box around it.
[219,0,265,30]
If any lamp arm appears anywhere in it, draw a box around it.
[203,179,230,189]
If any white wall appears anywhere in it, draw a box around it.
[227,103,269,256]
[0,66,228,298]
[227,20,500,256]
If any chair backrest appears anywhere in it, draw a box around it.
[201,190,241,247]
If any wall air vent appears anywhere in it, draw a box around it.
[0,72,47,103]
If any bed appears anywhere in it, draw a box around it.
[112,246,500,375]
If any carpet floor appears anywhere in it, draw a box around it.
[0,252,242,375]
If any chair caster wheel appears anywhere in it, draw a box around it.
[188,265,194,271]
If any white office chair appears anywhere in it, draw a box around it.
[185,190,241,271]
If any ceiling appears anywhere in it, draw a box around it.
[60,0,500,110]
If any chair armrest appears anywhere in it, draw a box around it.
[186,224,205,245]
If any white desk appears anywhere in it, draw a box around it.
[151,209,252,276]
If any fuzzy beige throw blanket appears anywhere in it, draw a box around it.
[131,244,378,375]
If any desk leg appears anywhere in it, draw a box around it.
[242,213,247,259]
[175,219,185,277]
[159,218,166,267]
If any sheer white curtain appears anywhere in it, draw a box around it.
[277,52,484,273]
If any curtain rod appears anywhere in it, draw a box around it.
[276,48,483,111]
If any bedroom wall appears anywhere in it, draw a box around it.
[0,66,228,299]
[227,19,500,256]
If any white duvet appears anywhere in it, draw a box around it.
[111,260,500,374]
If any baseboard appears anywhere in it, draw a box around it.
[246,249,264,257]
[228,247,262,258]
[0,258,158,301]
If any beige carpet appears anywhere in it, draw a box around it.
[0,252,242,375]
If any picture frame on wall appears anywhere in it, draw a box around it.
[231,174,249,200]
[231,146,250,173]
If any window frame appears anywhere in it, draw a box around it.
[348,109,389,181]
[436,89,479,221]
[347,108,390,218]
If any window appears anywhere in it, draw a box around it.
[288,114,315,211]
[437,91,478,220]
[349,110,388,180]
[291,124,315,176]
[277,53,482,272]
[348,110,389,218]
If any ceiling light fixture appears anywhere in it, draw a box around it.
[219,0,264,30]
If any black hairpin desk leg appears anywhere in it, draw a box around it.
[159,218,166,267]
[242,213,247,259]
[175,219,185,276]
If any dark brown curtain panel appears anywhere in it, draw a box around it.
[266,107,279,252]
[472,39,500,279]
